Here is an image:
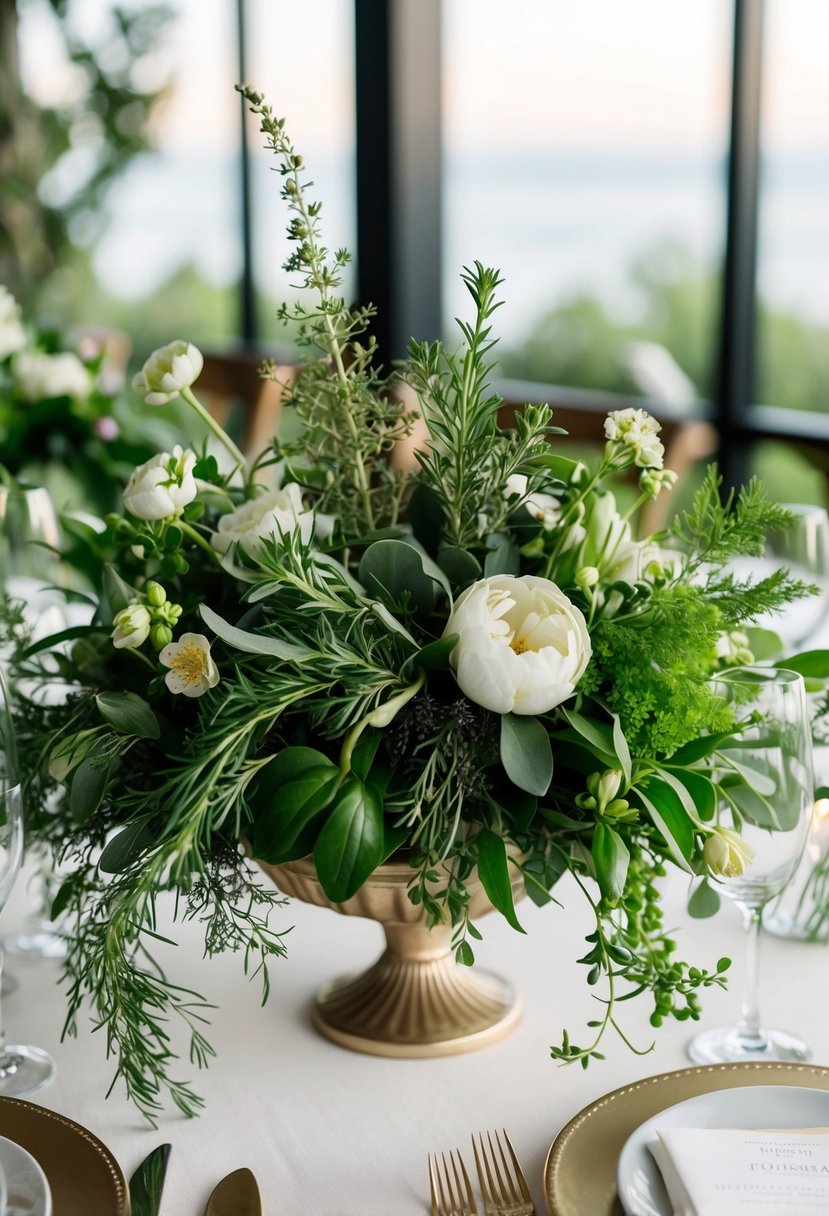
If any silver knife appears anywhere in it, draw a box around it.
[205,1167,262,1216]
[128,1143,171,1216]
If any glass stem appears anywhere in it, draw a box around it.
[0,950,18,1077]
[736,905,768,1052]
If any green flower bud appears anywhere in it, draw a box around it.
[155,601,183,626]
[145,580,167,608]
[150,623,174,650]
[575,566,600,589]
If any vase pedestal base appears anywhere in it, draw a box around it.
[311,923,522,1058]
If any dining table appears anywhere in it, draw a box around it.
[5,851,829,1216]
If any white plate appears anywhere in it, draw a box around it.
[617,1084,829,1216]
[0,1134,52,1216]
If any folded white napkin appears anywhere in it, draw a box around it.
[649,1126,829,1216]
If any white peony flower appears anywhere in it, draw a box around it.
[123,446,198,521]
[443,573,591,716]
[159,632,220,698]
[0,287,26,361]
[212,483,315,557]
[13,350,91,401]
[606,538,683,585]
[604,408,664,469]
[111,603,151,649]
[132,340,204,405]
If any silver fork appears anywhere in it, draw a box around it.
[428,1149,479,1216]
[471,1129,535,1216]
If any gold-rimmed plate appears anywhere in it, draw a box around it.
[544,1061,829,1216]
[0,1097,128,1215]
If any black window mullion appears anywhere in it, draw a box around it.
[717,0,765,488]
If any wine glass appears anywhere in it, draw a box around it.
[687,666,814,1064]
[0,486,69,960]
[0,668,56,1095]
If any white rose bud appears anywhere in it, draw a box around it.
[132,340,204,405]
[443,573,591,716]
[212,483,315,557]
[123,445,198,521]
[504,473,563,531]
[112,603,151,649]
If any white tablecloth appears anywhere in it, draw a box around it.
[5,866,828,1215]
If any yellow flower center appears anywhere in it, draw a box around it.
[170,643,207,685]
[510,636,529,655]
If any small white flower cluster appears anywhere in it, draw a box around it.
[13,350,91,402]
[604,408,664,470]
[0,286,26,361]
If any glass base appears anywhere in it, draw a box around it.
[4,929,68,960]
[0,1045,57,1097]
[688,1025,811,1065]
[763,907,829,943]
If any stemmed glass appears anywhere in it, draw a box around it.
[766,504,829,651]
[687,666,814,1064]
[0,669,56,1095]
[0,486,69,961]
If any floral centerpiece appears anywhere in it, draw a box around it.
[6,90,815,1123]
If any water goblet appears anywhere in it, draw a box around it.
[687,666,814,1064]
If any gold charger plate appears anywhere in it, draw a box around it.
[0,1096,129,1215]
[544,1061,829,1216]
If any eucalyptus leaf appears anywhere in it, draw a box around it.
[70,755,110,824]
[560,711,618,768]
[200,604,315,661]
[688,877,721,918]
[484,538,520,577]
[99,818,157,874]
[476,828,524,932]
[405,633,458,673]
[500,714,553,796]
[437,546,481,589]
[358,539,438,616]
[96,692,160,740]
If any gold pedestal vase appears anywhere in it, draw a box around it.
[257,855,523,1058]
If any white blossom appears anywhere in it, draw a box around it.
[112,603,151,650]
[703,828,755,878]
[443,574,591,716]
[504,474,562,531]
[604,408,664,469]
[132,340,204,405]
[13,350,91,401]
[212,483,315,557]
[606,538,683,585]
[123,446,198,521]
[159,632,220,698]
[0,287,26,361]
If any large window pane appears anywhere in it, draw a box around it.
[756,0,829,416]
[18,0,242,354]
[443,0,731,405]
[247,0,356,355]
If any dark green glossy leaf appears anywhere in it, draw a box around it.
[252,765,340,864]
[636,778,695,872]
[476,827,524,932]
[660,767,717,821]
[128,1144,171,1216]
[500,714,553,796]
[560,711,618,767]
[775,650,829,678]
[405,633,459,673]
[313,778,385,902]
[437,546,481,589]
[484,538,520,577]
